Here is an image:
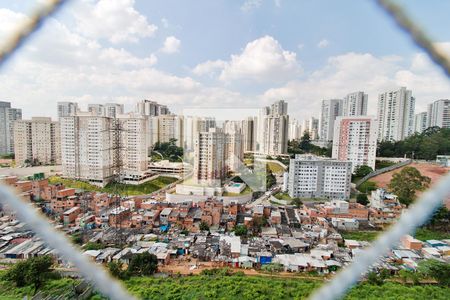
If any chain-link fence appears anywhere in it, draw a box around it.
[0,1,449,299]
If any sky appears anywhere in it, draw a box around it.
[1,0,450,121]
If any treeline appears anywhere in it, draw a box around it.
[288,132,332,157]
[377,127,450,160]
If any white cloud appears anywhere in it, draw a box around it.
[274,0,282,8]
[160,36,181,54]
[297,43,304,50]
[73,0,157,44]
[192,60,227,76]
[161,18,169,28]
[193,36,300,83]
[241,0,262,12]
[317,39,330,49]
[262,51,450,119]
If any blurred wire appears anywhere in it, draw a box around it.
[311,172,450,300]
[377,0,450,77]
[0,0,69,68]
[0,185,136,300]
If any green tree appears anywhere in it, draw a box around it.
[291,197,303,208]
[388,167,431,206]
[4,256,54,293]
[353,165,373,178]
[356,193,369,206]
[418,259,450,286]
[127,252,158,277]
[299,132,311,152]
[108,261,128,280]
[234,225,248,236]
[199,221,210,231]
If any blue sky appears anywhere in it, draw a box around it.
[1,0,450,120]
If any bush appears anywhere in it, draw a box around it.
[357,181,377,193]
[4,256,54,293]
[356,193,369,206]
[234,225,248,236]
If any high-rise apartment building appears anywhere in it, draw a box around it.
[258,100,289,155]
[319,99,342,142]
[377,87,415,141]
[193,128,226,186]
[14,117,61,166]
[60,111,149,187]
[87,103,124,117]
[0,101,22,155]
[302,117,319,140]
[184,116,216,151]
[155,115,184,147]
[332,116,377,172]
[427,99,450,129]
[115,113,149,184]
[414,112,428,133]
[136,99,170,116]
[223,121,243,171]
[288,118,302,141]
[241,117,256,152]
[343,91,368,116]
[57,102,78,118]
[288,154,352,200]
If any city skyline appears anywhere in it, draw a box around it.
[1,1,450,121]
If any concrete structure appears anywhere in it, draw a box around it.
[0,101,22,155]
[377,87,415,141]
[288,118,302,141]
[427,99,450,129]
[436,155,450,167]
[288,155,352,200]
[241,117,256,152]
[343,91,368,116]
[223,121,243,172]
[184,116,216,151]
[14,117,61,165]
[135,99,170,116]
[414,112,428,133]
[257,100,289,155]
[57,102,78,118]
[332,116,377,172]
[154,115,184,147]
[319,99,342,142]
[60,111,149,187]
[302,117,319,140]
[88,103,124,117]
[193,128,226,186]
[115,113,150,184]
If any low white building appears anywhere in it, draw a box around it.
[331,217,359,231]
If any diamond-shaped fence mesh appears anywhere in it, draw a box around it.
[0,1,449,299]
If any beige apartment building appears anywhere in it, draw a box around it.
[14,117,61,166]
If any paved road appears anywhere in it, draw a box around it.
[0,165,62,177]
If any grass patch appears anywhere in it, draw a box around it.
[340,231,379,241]
[274,192,292,200]
[414,228,450,241]
[48,176,177,196]
[357,181,378,193]
[1,271,450,300]
[375,160,396,170]
[223,186,253,197]
[267,161,285,174]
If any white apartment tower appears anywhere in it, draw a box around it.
[88,103,124,118]
[60,111,149,187]
[136,100,170,116]
[319,99,342,142]
[343,91,368,116]
[332,116,378,172]
[414,112,428,133]
[14,117,61,165]
[241,117,256,152]
[57,102,78,118]
[193,128,226,186]
[258,100,289,155]
[0,101,22,155]
[427,99,450,129]
[60,112,114,187]
[184,116,216,151]
[288,118,302,141]
[377,87,415,141]
[115,113,149,184]
[288,155,352,200]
